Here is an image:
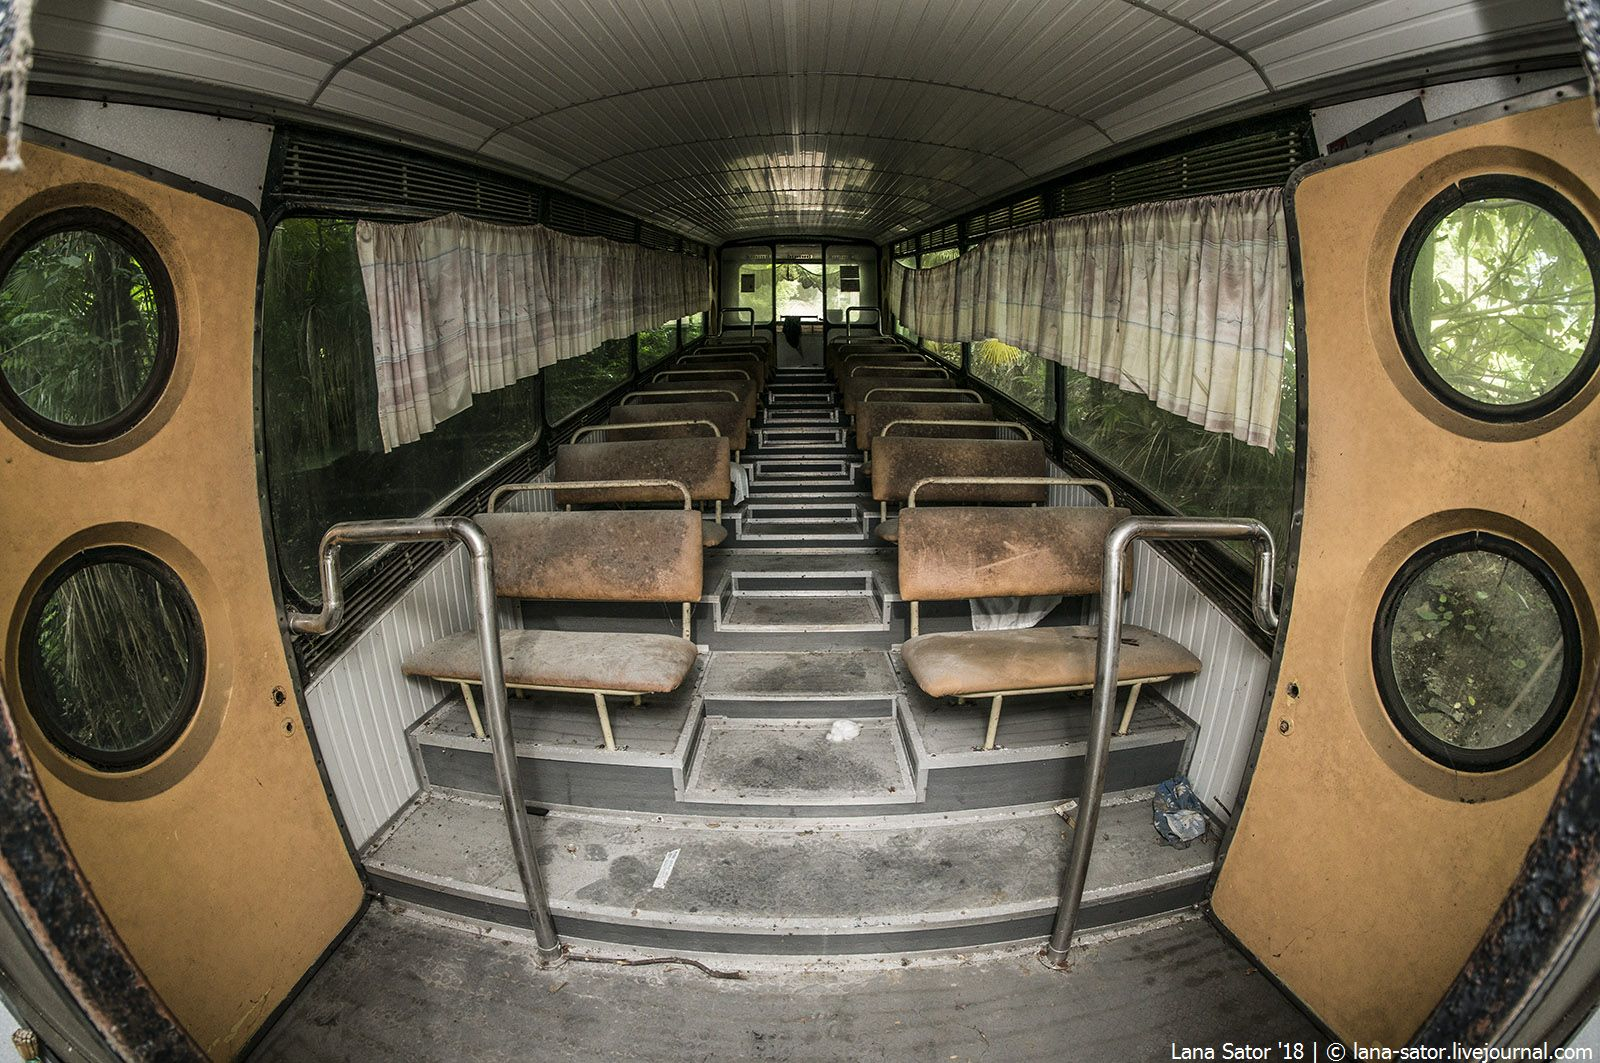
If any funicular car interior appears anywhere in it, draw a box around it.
[3,2,1600,1061]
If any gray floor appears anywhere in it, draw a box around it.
[250,907,1318,1062]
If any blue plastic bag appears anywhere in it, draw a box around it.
[1153,776,1208,849]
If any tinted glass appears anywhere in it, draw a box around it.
[971,338,1056,419]
[544,337,632,424]
[22,549,202,770]
[1062,309,1297,575]
[1380,541,1574,766]
[1405,195,1596,409]
[0,221,167,435]
[261,219,544,601]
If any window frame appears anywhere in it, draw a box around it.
[1370,531,1581,772]
[1391,174,1600,423]
[0,206,180,445]
[19,545,206,773]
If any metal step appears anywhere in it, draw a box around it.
[700,650,900,718]
[681,716,918,806]
[361,793,1216,954]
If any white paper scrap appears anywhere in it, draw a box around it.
[826,720,862,744]
[652,848,681,889]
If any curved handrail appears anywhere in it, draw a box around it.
[907,474,1113,508]
[1043,516,1277,969]
[285,517,562,966]
[863,386,982,403]
[881,419,1030,442]
[654,368,753,383]
[489,478,693,512]
[849,364,948,378]
[844,306,882,336]
[718,307,756,334]
[620,388,741,405]
[569,420,719,445]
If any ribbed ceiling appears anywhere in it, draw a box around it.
[36,0,1576,242]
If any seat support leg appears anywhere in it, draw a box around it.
[593,693,616,751]
[458,682,487,739]
[1117,682,1143,737]
[984,694,1004,751]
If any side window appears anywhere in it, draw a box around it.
[543,337,632,425]
[971,338,1056,419]
[260,218,544,601]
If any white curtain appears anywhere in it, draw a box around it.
[887,189,1288,450]
[889,256,960,341]
[357,212,709,452]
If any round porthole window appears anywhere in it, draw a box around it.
[1393,176,1600,421]
[0,208,178,443]
[1373,532,1580,772]
[18,547,205,772]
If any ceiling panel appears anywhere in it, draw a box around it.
[31,0,1581,243]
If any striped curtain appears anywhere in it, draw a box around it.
[357,213,708,451]
[888,189,1289,450]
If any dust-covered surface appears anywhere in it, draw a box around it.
[248,907,1318,1062]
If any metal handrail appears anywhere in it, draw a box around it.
[863,386,983,403]
[718,307,756,334]
[569,420,720,445]
[1043,516,1278,968]
[881,419,1031,442]
[907,474,1114,508]
[285,518,563,966]
[844,306,882,336]
[653,368,753,383]
[620,387,741,405]
[489,478,693,512]
[849,364,948,378]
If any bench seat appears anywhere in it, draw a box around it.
[901,625,1200,699]
[404,628,698,695]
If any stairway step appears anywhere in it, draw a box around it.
[702,650,899,700]
[361,793,1214,954]
[682,717,917,806]
[719,593,886,631]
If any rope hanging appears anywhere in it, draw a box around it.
[0,0,34,172]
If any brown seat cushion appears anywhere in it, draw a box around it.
[607,400,748,452]
[702,520,728,547]
[871,437,1047,504]
[474,510,702,603]
[555,437,729,504]
[900,625,1201,698]
[898,506,1133,601]
[875,517,899,543]
[403,629,698,694]
[855,401,995,450]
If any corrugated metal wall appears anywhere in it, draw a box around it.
[301,469,553,849]
[1050,471,1273,821]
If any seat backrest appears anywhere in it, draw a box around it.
[608,400,748,451]
[554,437,729,504]
[671,353,766,387]
[829,352,925,379]
[897,505,1133,601]
[628,379,758,420]
[842,375,964,413]
[871,437,1047,504]
[855,401,994,449]
[474,510,703,603]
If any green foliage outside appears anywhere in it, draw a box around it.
[638,319,679,370]
[1409,198,1595,405]
[0,229,160,426]
[681,313,705,344]
[971,338,1056,419]
[1387,550,1564,751]
[544,338,631,424]
[31,562,193,756]
[775,261,823,318]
